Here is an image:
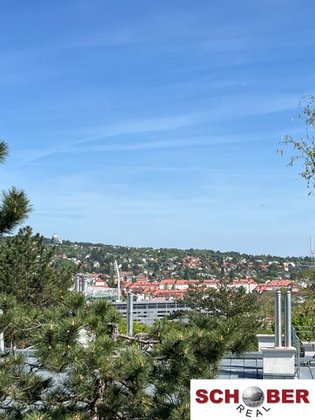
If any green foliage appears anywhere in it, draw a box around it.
[292,294,315,340]
[150,320,224,419]
[0,226,155,417]
[0,353,52,419]
[0,141,31,234]
[279,95,315,338]
[0,227,74,351]
[29,306,154,419]
[0,140,8,163]
[183,279,263,353]
[0,227,73,307]
[298,268,315,292]
[119,319,151,335]
[281,95,315,192]
[0,188,32,234]
[52,238,307,285]
[0,276,259,418]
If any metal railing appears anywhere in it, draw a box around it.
[291,327,301,378]
[293,325,315,341]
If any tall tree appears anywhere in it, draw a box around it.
[0,228,77,418]
[280,96,315,340]
[0,227,73,307]
[281,96,315,193]
[182,279,262,353]
[0,227,74,349]
[0,140,31,234]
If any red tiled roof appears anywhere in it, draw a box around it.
[233,279,257,285]
[160,279,175,284]
[153,289,185,298]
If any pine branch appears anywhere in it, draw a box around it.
[117,333,158,345]
[0,187,32,234]
[0,140,8,163]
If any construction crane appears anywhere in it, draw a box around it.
[114,259,121,302]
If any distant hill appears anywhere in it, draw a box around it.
[47,237,315,282]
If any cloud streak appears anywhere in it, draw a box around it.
[15,112,204,162]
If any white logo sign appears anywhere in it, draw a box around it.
[191,380,315,420]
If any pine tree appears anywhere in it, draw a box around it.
[0,140,31,234]
[0,227,73,350]
[0,227,72,307]
[183,279,263,353]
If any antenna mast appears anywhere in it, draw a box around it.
[310,236,315,258]
[114,260,121,302]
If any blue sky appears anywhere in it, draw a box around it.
[1,0,315,256]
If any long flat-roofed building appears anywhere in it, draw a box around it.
[112,299,190,325]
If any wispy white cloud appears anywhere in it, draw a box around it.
[72,137,207,153]
[14,147,62,163]
[14,90,299,165]
[15,113,204,162]
[69,130,265,154]
[82,113,203,139]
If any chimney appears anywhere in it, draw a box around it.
[261,288,296,379]
[274,289,282,347]
[0,309,4,354]
[74,276,80,292]
[284,288,292,347]
[81,278,87,294]
[127,292,134,337]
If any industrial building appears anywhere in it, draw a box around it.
[112,299,190,325]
